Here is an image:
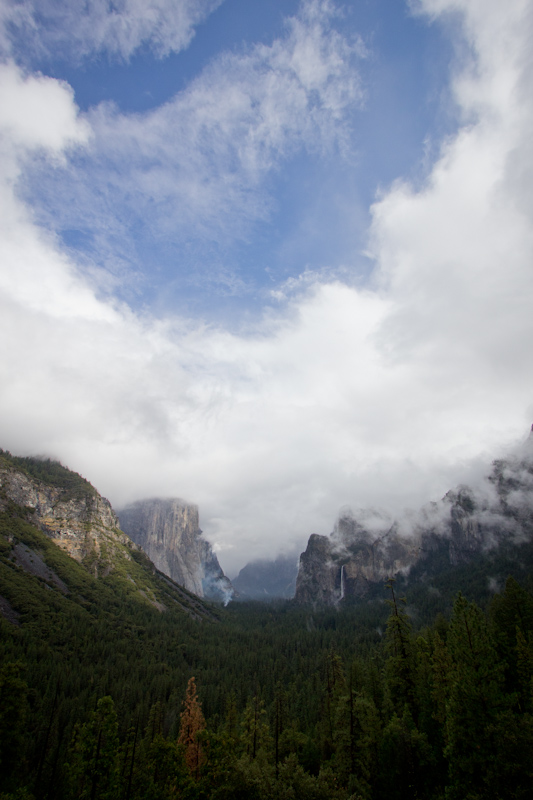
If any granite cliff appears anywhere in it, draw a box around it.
[118,498,234,603]
[295,433,533,605]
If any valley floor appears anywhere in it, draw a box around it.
[2,502,533,800]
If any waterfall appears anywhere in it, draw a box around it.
[339,564,345,600]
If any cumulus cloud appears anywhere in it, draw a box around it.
[1,0,533,574]
[0,0,223,61]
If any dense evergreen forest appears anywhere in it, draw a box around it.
[1,455,533,799]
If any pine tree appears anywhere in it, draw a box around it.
[490,576,533,708]
[0,662,29,793]
[443,593,533,800]
[334,689,380,800]
[66,696,119,800]
[318,649,346,761]
[272,683,287,777]
[379,706,434,800]
[384,579,418,721]
[241,694,271,761]
[178,677,206,780]
[222,692,239,748]
[380,581,436,798]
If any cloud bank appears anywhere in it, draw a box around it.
[1,0,533,573]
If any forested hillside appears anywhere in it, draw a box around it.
[1,455,533,799]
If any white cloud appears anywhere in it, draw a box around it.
[1,1,533,575]
[0,62,90,156]
[0,0,223,60]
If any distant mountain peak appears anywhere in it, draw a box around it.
[232,550,300,600]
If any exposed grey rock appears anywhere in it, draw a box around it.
[118,498,234,602]
[296,534,338,605]
[11,543,68,593]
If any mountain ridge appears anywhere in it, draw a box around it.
[295,432,533,604]
[0,449,218,620]
[232,551,299,600]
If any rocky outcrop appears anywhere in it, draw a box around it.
[0,459,136,575]
[295,434,533,605]
[118,498,234,603]
[296,534,339,605]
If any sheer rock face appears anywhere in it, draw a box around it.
[118,500,203,595]
[0,464,134,572]
[295,441,533,605]
[296,535,338,605]
[118,498,234,602]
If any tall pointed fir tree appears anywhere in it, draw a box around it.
[380,580,434,799]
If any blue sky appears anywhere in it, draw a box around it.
[1,0,533,573]
[16,0,456,321]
